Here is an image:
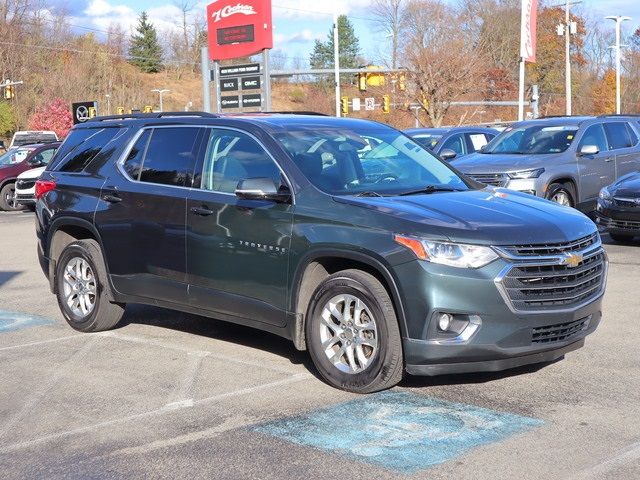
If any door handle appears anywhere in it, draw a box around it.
[190,206,214,216]
[604,157,614,162]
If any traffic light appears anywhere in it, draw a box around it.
[3,85,14,100]
[398,73,406,92]
[382,94,390,113]
[88,106,97,118]
[341,96,349,115]
[358,73,367,92]
[143,105,153,113]
[116,106,125,115]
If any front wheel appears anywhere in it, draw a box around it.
[305,270,403,393]
[0,183,22,211]
[545,182,575,208]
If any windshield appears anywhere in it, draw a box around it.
[411,134,442,150]
[0,148,29,166]
[274,125,470,196]
[484,125,578,154]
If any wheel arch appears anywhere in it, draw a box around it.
[290,249,408,351]
[546,176,579,204]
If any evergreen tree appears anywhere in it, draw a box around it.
[309,15,362,69]
[129,12,163,73]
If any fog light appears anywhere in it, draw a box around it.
[438,313,453,331]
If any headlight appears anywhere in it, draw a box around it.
[507,168,545,179]
[599,187,612,201]
[394,235,499,268]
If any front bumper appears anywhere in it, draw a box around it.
[596,201,640,234]
[394,246,605,376]
[15,193,35,205]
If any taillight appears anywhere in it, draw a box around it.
[35,180,56,200]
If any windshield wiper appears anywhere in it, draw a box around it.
[354,191,384,197]
[397,185,463,196]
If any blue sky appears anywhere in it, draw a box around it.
[51,0,640,67]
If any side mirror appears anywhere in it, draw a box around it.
[235,177,291,204]
[28,157,43,166]
[579,144,599,156]
[440,148,458,161]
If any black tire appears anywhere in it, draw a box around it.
[0,183,22,211]
[55,239,125,332]
[545,182,575,208]
[610,232,635,242]
[305,269,403,393]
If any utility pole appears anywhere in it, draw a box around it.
[151,88,170,112]
[555,0,581,115]
[333,12,341,118]
[105,94,111,116]
[605,15,631,115]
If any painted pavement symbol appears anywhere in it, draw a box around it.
[0,311,55,333]
[253,390,543,474]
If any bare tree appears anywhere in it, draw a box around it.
[370,0,408,69]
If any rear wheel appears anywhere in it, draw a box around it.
[610,232,635,242]
[55,239,125,332]
[0,183,22,211]
[546,182,575,208]
[305,269,403,393]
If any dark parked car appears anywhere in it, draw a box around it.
[596,173,640,241]
[452,116,640,212]
[0,142,60,211]
[35,113,606,393]
[404,126,498,160]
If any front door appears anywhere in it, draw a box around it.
[186,128,293,326]
[96,126,206,304]
[576,123,614,203]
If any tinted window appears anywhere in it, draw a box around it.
[625,123,638,146]
[48,129,96,170]
[604,122,633,150]
[441,134,465,155]
[31,148,57,165]
[579,124,608,153]
[412,134,442,150]
[57,128,120,172]
[201,129,281,194]
[123,130,151,180]
[139,127,202,187]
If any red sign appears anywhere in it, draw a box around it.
[519,0,538,63]
[207,0,273,61]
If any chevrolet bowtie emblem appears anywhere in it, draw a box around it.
[561,253,583,268]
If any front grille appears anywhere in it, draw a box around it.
[500,233,598,257]
[468,173,508,187]
[16,179,36,190]
[598,216,640,231]
[532,316,591,344]
[613,197,640,208]
[496,233,606,312]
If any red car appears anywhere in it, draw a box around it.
[0,142,60,211]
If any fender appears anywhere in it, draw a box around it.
[290,247,409,339]
[0,177,17,189]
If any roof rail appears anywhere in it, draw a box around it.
[85,111,221,122]
[597,113,640,118]
[538,115,594,119]
[225,111,328,116]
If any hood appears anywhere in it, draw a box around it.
[334,188,596,246]
[451,152,564,174]
[611,172,640,197]
[17,166,45,180]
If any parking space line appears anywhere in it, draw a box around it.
[0,337,98,441]
[565,440,640,479]
[103,330,300,375]
[165,351,208,409]
[0,334,84,352]
[0,372,311,454]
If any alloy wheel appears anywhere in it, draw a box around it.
[551,190,571,207]
[62,257,97,317]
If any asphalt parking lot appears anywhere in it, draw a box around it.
[0,210,639,479]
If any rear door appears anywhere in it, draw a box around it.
[576,123,614,203]
[185,127,293,326]
[95,126,206,304]
[604,121,640,178]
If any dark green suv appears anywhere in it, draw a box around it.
[35,113,607,392]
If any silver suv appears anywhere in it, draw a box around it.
[452,116,640,212]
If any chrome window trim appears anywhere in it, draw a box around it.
[116,124,295,204]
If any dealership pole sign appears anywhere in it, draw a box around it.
[207,0,273,61]
[520,0,538,63]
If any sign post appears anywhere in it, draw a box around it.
[518,0,538,121]
[205,0,273,113]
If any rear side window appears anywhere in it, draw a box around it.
[52,128,121,172]
[123,130,151,180]
[137,127,203,187]
[625,123,638,146]
[604,122,633,150]
[48,129,96,170]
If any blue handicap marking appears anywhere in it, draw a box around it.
[0,310,55,333]
[253,390,543,474]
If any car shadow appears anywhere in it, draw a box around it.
[0,271,21,288]
[600,232,640,246]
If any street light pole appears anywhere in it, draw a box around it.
[564,0,571,115]
[605,15,631,115]
[105,94,111,116]
[333,12,341,118]
[151,89,170,112]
